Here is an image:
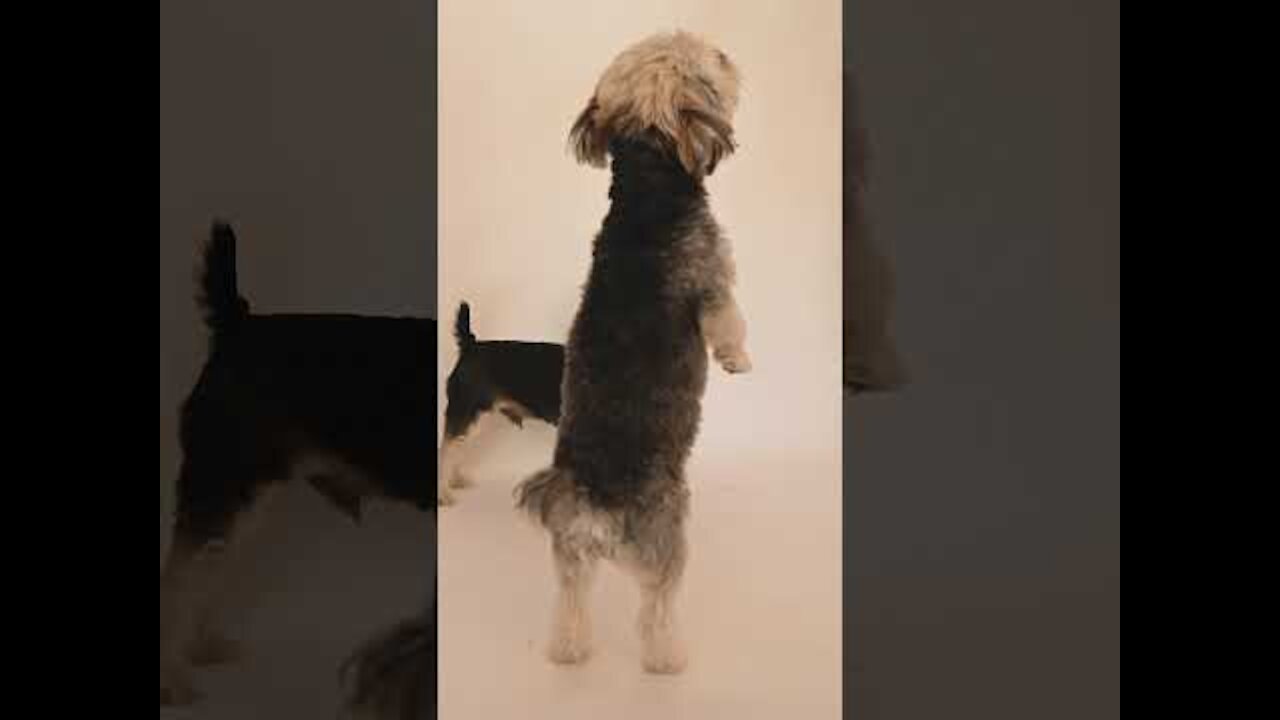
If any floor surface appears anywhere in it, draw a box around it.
[159,482,433,720]
[438,418,843,720]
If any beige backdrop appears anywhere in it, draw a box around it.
[438,1,842,453]
[438,2,842,718]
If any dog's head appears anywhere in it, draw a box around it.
[569,31,741,179]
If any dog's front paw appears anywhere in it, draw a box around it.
[715,346,752,374]
[448,472,473,490]
[438,489,456,507]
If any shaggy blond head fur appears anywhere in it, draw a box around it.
[570,31,741,178]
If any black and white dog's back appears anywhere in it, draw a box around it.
[161,222,439,706]
[438,303,564,505]
[447,303,562,431]
[161,222,566,709]
[180,223,438,528]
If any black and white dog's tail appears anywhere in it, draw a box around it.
[198,220,250,335]
[453,301,476,352]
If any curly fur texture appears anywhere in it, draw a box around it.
[569,31,741,178]
[515,31,750,675]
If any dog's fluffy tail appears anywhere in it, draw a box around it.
[454,301,476,352]
[198,220,250,334]
[515,468,620,545]
[339,607,436,720]
[513,467,570,526]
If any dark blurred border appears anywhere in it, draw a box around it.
[843,0,1120,718]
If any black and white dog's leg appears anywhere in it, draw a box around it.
[159,530,214,706]
[438,404,484,506]
[187,482,279,666]
[160,467,280,706]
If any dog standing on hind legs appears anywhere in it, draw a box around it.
[514,31,750,675]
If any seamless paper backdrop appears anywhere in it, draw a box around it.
[438,0,842,454]
[160,1,435,715]
[438,2,843,718]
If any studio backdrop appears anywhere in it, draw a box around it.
[160,1,435,715]
[437,1,844,718]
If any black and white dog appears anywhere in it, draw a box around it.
[159,222,563,708]
[438,302,563,505]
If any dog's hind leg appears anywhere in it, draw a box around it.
[438,403,486,505]
[547,533,600,665]
[437,432,464,506]
[160,462,280,705]
[620,493,690,674]
[188,481,280,666]
[633,540,688,673]
[159,528,211,705]
[439,432,470,493]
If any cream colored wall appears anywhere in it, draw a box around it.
[438,0,842,456]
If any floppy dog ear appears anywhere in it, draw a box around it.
[674,105,736,178]
[569,97,610,168]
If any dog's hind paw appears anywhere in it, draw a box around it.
[643,653,688,675]
[547,638,592,665]
[448,472,473,489]
[438,490,456,507]
[642,638,688,675]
